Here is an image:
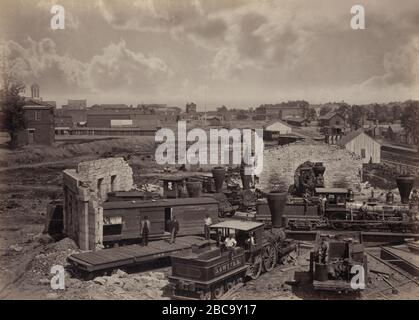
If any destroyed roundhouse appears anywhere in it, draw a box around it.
[63,158,134,250]
[259,141,364,192]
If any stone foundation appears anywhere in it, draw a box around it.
[63,158,134,250]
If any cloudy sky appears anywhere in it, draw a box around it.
[0,0,418,109]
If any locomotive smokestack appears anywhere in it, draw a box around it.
[396,175,414,204]
[185,178,202,198]
[212,167,225,193]
[266,192,288,227]
[240,165,252,190]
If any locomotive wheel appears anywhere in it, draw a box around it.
[226,281,235,291]
[212,284,225,299]
[248,255,263,280]
[329,214,344,230]
[262,245,277,272]
[199,290,211,300]
[235,276,244,286]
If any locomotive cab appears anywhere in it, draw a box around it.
[169,220,296,299]
[169,220,265,299]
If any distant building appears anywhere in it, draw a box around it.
[62,99,87,110]
[318,111,345,128]
[89,104,129,111]
[284,117,310,127]
[17,100,55,145]
[55,114,73,135]
[255,102,307,120]
[206,116,223,127]
[186,103,197,113]
[86,109,160,129]
[56,109,87,126]
[337,129,381,163]
[263,120,293,141]
[137,104,181,122]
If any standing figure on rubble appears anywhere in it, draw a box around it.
[319,195,327,215]
[411,189,419,203]
[359,202,368,220]
[170,216,180,244]
[141,216,151,246]
[204,214,212,240]
[319,238,329,264]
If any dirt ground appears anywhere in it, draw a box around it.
[0,141,418,300]
[0,143,170,299]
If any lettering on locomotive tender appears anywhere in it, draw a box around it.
[214,257,243,276]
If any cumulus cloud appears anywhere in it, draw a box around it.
[87,40,172,93]
[2,37,171,95]
[2,38,88,89]
[362,37,419,88]
[1,0,419,105]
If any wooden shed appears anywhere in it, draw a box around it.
[263,120,293,141]
[337,129,381,164]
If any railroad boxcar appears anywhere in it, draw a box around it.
[169,220,297,299]
[102,197,220,245]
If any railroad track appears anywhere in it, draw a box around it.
[363,250,418,299]
[286,230,419,246]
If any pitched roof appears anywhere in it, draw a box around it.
[263,119,292,130]
[318,111,343,120]
[284,117,310,123]
[337,129,380,146]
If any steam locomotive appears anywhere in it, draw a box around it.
[272,162,419,233]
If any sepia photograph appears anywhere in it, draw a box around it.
[0,0,418,304]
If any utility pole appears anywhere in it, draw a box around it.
[204,85,207,126]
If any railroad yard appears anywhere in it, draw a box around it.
[0,139,418,300]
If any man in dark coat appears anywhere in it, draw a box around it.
[170,216,180,244]
[141,216,151,246]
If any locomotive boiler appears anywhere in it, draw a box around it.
[278,170,419,233]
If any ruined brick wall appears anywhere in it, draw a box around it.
[63,157,134,250]
[258,141,363,192]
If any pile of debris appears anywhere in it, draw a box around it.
[26,237,80,284]
[91,270,169,299]
[136,183,163,194]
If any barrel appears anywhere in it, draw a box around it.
[266,192,287,227]
[240,165,252,190]
[186,180,202,198]
[314,263,329,282]
[396,175,414,204]
[212,167,225,193]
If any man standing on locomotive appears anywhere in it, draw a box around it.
[224,234,237,248]
[204,214,212,240]
[224,234,237,259]
[320,195,327,215]
[359,202,368,220]
[141,216,151,246]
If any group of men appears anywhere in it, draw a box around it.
[140,213,212,246]
[140,215,180,246]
